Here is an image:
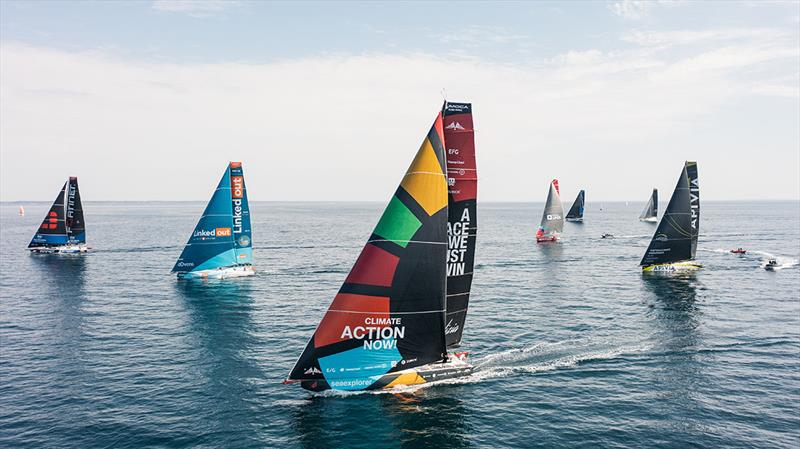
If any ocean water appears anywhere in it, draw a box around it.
[1,200,798,448]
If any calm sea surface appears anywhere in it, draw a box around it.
[1,201,798,448]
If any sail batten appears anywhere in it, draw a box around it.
[640,162,699,266]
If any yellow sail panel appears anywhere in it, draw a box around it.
[384,371,428,388]
[400,138,447,216]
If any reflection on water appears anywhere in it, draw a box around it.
[28,254,88,338]
[291,388,472,449]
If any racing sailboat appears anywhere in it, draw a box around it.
[284,103,476,392]
[28,177,87,254]
[641,162,700,272]
[565,190,585,222]
[536,179,564,242]
[172,162,254,279]
[639,188,658,222]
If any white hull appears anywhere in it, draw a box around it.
[29,244,89,254]
[177,265,255,280]
[565,218,583,222]
[639,217,657,223]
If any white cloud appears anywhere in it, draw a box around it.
[151,0,238,17]
[0,33,797,202]
[610,0,683,20]
[623,28,789,47]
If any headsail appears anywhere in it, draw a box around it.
[640,162,699,266]
[565,190,585,221]
[28,181,68,248]
[536,179,564,241]
[287,113,449,391]
[443,102,477,348]
[639,189,658,221]
[173,162,253,273]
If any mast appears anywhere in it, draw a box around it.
[443,101,477,348]
[640,162,699,266]
[28,181,68,248]
[287,111,449,391]
[566,190,585,220]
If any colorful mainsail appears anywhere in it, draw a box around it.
[639,189,658,221]
[28,177,85,248]
[565,190,585,221]
[443,102,477,348]
[172,162,253,274]
[536,179,564,242]
[287,112,449,391]
[641,162,699,267]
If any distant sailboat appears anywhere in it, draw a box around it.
[28,177,87,254]
[172,162,254,279]
[284,103,475,392]
[536,179,564,242]
[18,206,24,216]
[565,190,585,222]
[641,162,700,272]
[639,188,658,222]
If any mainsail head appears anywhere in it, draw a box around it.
[287,112,449,391]
[536,179,564,239]
[566,190,585,220]
[640,162,699,266]
[443,101,477,348]
[173,162,252,273]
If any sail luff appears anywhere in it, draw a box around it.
[443,101,477,348]
[287,112,449,390]
[640,162,699,266]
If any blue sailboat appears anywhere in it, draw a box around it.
[28,177,88,254]
[172,162,254,279]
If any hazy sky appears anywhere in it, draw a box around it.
[1,0,798,201]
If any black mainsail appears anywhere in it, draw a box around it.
[287,111,449,391]
[565,190,585,221]
[639,189,658,222]
[640,162,699,267]
[443,102,477,348]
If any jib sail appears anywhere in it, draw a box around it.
[566,190,585,220]
[287,112,449,391]
[536,179,564,240]
[639,189,658,220]
[173,162,253,273]
[640,162,699,266]
[443,102,477,348]
[65,177,86,244]
[28,181,68,248]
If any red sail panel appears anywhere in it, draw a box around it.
[314,293,391,348]
[345,244,400,287]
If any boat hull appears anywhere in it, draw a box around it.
[299,353,474,392]
[29,244,89,254]
[642,261,702,273]
[639,217,658,223]
[536,235,559,243]
[177,265,255,280]
[565,218,583,222]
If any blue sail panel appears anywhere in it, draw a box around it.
[172,166,236,273]
[229,162,253,265]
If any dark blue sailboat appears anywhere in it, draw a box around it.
[172,162,254,279]
[28,177,88,254]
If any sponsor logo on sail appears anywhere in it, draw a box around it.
[176,261,195,268]
[340,317,405,350]
[238,235,251,247]
[304,367,321,375]
[448,208,471,276]
[546,214,561,221]
[216,227,231,237]
[445,121,465,131]
[444,318,460,335]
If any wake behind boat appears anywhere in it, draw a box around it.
[536,179,564,242]
[285,102,478,392]
[28,177,88,254]
[641,162,700,273]
[172,162,254,279]
[565,190,585,222]
[639,188,658,222]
